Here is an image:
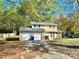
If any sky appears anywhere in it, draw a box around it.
[3,0,20,8]
[60,0,79,15]
[3,0,79,16]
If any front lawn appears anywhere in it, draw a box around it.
[0,38,6,42]
[0,41,24,59]
[54,38,79,46]
[48,38,79,59]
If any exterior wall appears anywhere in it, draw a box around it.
[34,33,42,40]
[31,24,61,40]
[43,33,51,39]
[43,32,57,40]
[52,32,58,39]
[32,25,57,32]
[51,25,57,31]
[53,32,57,39]
[32,25,49,28]
[58,32,62,38]
[43,32,62,40]
[52,32,62,39]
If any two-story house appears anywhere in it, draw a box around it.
[19,22,62,40]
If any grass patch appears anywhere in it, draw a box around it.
[0,38,6,42]
[6,35,19,41]
[55,38,79,46]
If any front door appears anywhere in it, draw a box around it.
[45,36,49,39]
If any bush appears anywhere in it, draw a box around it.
[6,37,19,41]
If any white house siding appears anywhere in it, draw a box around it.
[20,33,30,40]
[34,33,42,40]
[43,33,52,40]
[52,32,58,39]
[42,32,60,40]
[49,25,57,31]
[54,32,62,39]
[32,25,57,32]
[58,32,62,38]
[40,25,49,29]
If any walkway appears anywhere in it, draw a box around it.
[21,40,74,59]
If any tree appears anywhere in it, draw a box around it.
[0,0,62,33]
[0,4,26,34]
[77,0,79,6]
[55,15,75,34]
[0,0,4,12]
[18,0,61,22]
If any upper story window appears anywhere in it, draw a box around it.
[49,25,56,28]
[33,25,40,28]
[49,25,52,27]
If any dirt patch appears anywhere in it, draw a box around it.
[49,43,79,59]
[0,41,25,59]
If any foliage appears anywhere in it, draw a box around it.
[18,0,61,22]
[0,0,4,10]
[0,0,62,33]
[55,13,79,34]
[77,0,79,6]
[0,5,26,33]
[1,0,79,34]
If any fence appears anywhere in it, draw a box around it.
[0,33,15,38]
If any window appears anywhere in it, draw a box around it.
[49,25,52,27]
[45,36,49,39]
[50,32,52,37]
[52,32,55,38]
[53,25,55,28]
[34,25,36,27]
[49,25,56,28]
[39,25,40,27]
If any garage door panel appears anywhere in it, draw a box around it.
[21,33,30,40]
[34,34,41,40]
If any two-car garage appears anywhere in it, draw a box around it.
[19,28,44,41]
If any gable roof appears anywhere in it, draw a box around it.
[19,27,45,32]
[31,22,57,25]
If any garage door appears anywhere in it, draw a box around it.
[21,33,30,40]
[34,33,41,40]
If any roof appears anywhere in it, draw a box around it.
[31,22,57,25]
[19,28,45,32]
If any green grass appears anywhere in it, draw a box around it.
[7,35,19,38]
[55,38,79,46]
[0,38,6,42]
